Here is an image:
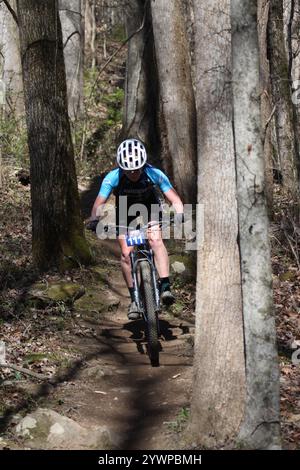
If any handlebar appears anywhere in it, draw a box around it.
[86,219,175,234]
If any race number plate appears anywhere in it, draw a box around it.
[126,230,146,246]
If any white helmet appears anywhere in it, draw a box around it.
[116,139,147,170]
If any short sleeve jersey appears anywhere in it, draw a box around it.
[98,164,173,201]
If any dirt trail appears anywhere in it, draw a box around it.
[40,240,194,450]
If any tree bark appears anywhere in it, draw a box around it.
[258,0,274,217]
[268,0,300,201]
[150,0,197,203]
[189,0,245,448]
[0,0,24,116]
[59,0,84,120]
[122,0,158,155]
[16,0,92,271]
[84,0,96,68]
[231,0,281,449]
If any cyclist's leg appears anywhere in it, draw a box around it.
[118,236,134,287]
[148,221,175,305]
[118,236,140,319]
[147,223,169,278]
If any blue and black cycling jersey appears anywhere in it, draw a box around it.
[98,164,173,232]
[98,164,173,204]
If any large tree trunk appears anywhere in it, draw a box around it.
[122,0,158,155]
[0,0,23,116]
[231,0,281,449]
[150,0,197,203]
[189,0,246,448]
[268,0,300,202]
[59,0,84,120]
[17,0,92,271]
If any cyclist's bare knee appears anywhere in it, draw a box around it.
[149,237,164,251]
[121,251,131,265]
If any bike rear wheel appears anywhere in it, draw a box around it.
[140,260,159,367]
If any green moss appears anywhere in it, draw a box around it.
[74,287,119,318]
[102,88,124,125]
[90,266,108,284]
[0,115,29,165]
[28,281,85,307]
[23,352,65,365]
[23,353,49,364]
[111,24,126,42]
[60,229,94,271]
[170,300,185,316]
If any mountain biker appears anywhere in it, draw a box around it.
[89,138,184,320]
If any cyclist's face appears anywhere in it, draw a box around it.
[124,169,142,182]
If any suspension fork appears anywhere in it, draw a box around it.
[130,251,141,311]
[149,249,160,311]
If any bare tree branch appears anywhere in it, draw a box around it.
[63,30,80,49]
[0,362,54,383]
[88,4,148,99]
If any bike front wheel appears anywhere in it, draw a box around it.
[140,260,159,367]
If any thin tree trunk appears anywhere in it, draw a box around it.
[151,0,197,203]
[258,0,274,217]
[0,0,24,116]
[231,0,281,449]
[59,0,84,120]
[268,0,300,201]
[85,0,96,68]
[17,0,92,271]
[189,0,245,448]
[123,0,158,154]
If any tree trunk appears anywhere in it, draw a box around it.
[84,0,96,68]
[16,0,92,271]
[268,0,300,201]
[189,0,246,448]
[122,0,158,154]
[59,0,84,120]
[258,0,274,217]
[0,0,24,116]
[150,0,197,203]
[231,0,281,449]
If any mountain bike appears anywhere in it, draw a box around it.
[125,222,162,367]
[87,220,167,367]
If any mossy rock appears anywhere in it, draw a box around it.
[74,288,119,317]
[90,266,109,284]
[15,408,121,449]
[28,282,85,308]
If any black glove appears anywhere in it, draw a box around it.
[86,219,98,232]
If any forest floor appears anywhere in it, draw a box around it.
[0,166,299,449]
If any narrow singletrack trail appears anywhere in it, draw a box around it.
[49,239,194,450]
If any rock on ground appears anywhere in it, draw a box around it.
[15,408,121,450]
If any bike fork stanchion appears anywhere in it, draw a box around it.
[130,252,141,312]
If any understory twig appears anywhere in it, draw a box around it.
[0,362,53,383]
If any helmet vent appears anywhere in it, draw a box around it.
[117,138,147,170]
